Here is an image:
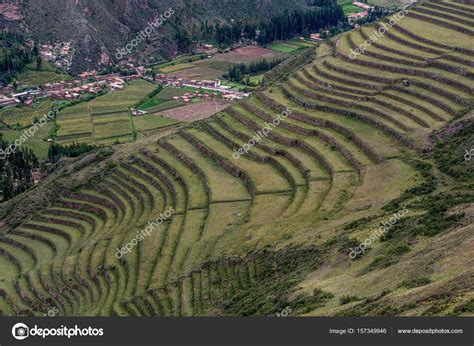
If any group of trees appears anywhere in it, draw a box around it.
[224,57,286,83]
[257,6,345,45]
[48,142,97,163]
[0,135,39,201]
[174,3,346,51]
[359,6,392,25]
[174,29,193,52]
[0,32,38,84]
[0,136,99,201]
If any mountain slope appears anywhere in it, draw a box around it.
[1,0,312,72]
[0,0,473,317]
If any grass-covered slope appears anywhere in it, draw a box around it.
[0,0,472,317]
[56,80,161,145]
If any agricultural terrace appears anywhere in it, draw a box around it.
[0,0,473,317]
[156,47,288,80]
[0,129,49,159]
[0,99,55,130]
[338,0,365,15]
[56,80,179,145]
[269,40,315,53]
[16,61,70,88]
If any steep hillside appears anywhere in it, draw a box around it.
[0,0,313,73]
[0,0,473,317]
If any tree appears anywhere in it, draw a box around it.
[0,137,39,201]
[174,29,192,52]
[33,43,39,56]
[36,56,42,70]
[234,68,242,83]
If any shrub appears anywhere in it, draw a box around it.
[361,242,410,273]
[399,277,432,289]
[453,299,474,314]
[339,295,359,305]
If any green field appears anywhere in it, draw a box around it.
[155,87,188,100]
[153,54,207,73]
[339,0,365,15]
[269,42,304,53]
[201,60,236,71]
[0,129,50,159]
[158,63,196,73]
[141,100,185,113]
[287,39,317,47]
[0,100,55,129]
[16,62,70,88]
[137,97,169,110]
[134,86,191,113]
[249,74,264,85]
[133,114,179,132]
[57,80,166,144]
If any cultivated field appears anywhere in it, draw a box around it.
[157,100,232,122]
[162,47,288,80]
[56,80,159,144]
[339,0,365,15]
[0,129,49,159]
[17,62,70,88]
[213,46,287,62]
[0,99,55,129]
[0,0,473,318]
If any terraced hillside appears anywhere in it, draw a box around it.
[0,0,473,317]
[56,80,160,145]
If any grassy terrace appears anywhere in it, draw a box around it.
[17,62,70,88]
[0,0,473,317]
[56,80,159,144]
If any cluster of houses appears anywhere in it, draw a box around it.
[45,80,104,100]
[1,44,259,112]
[171,92,216,103]
[155,75,233,93]
[39,42,74,70]
[300,30,330,42]
[0,95,21,108]
[195,44,218,55]
[348,2,374,21]
[44,71,134,100]
[0,89,40,108]
[309,33,323,42]
[0,67,149,108]
[155,75,250,100]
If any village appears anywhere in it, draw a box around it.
[0,1,373,112]
[154,75,250,100]
[0,64,249,112]
[0,73,248,111]
[0,67,142,108]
